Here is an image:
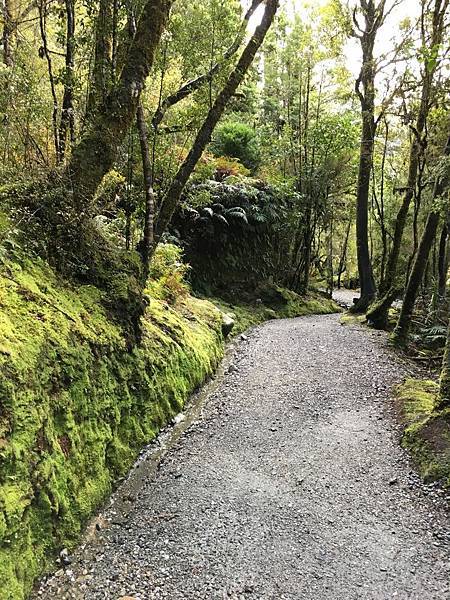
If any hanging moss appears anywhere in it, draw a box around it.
[0,253,223,600]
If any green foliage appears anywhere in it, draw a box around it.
[210,121,261,172]
[0,252,223,599]
[172,179,301,294]
[213,156,251,180]
[148,243,190,303]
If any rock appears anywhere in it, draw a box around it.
[173,413,186,425]
[389,477,399,485]
[59,548,72,566]
[221,313,235,337]
[240,334,248,341]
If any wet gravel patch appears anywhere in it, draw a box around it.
[34,314,449,599]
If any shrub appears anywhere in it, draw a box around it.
[210,121,260,172]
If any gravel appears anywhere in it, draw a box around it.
[34,314,450,600]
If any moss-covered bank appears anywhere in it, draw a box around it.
[396,379,450,487]
[0,254,224,600]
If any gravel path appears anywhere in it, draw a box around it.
[35,314,449,600]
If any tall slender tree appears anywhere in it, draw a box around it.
[350,0,388,312]
[391,133,450,345]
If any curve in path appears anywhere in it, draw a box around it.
[36,314,449,600]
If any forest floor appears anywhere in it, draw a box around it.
[34,312,449,600]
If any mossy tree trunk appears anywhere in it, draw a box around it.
[437,221,448,298]
[66,0,173,214]
[391,134,450,346]
[86,0,114,118]
[438,322,450,409]
[391,210,440,345]
[153,0,279,248]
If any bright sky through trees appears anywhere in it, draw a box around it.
[247,0,422,77]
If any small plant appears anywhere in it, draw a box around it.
[419,324,447,348]
[148,243,190,304]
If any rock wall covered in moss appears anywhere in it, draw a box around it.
[0,254,224,599]
[396,379,450,487]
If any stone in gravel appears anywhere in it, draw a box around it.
[59,548,72,566]
[221,313,235,337]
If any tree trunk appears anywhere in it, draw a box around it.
[58,0,76,161]
[136,101,155,281]
[353,114,377,311]
[337,220,351,289]
[153,0,279,248]
[438,222,448,298]
[86,0,114,117]
[391,210,440,345]
[351,0,381,313]
[39,0,59,160]
[391,134,450,346]
[66,0,173,214]
[1,0,13,66]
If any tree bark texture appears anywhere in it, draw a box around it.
[58,0,76,161]
[66,0,173,214]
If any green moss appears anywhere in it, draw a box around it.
[0,253,223,599]
[339,312,367,326]
[396,379,450,487]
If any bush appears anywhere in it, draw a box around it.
[210,121,260,172]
